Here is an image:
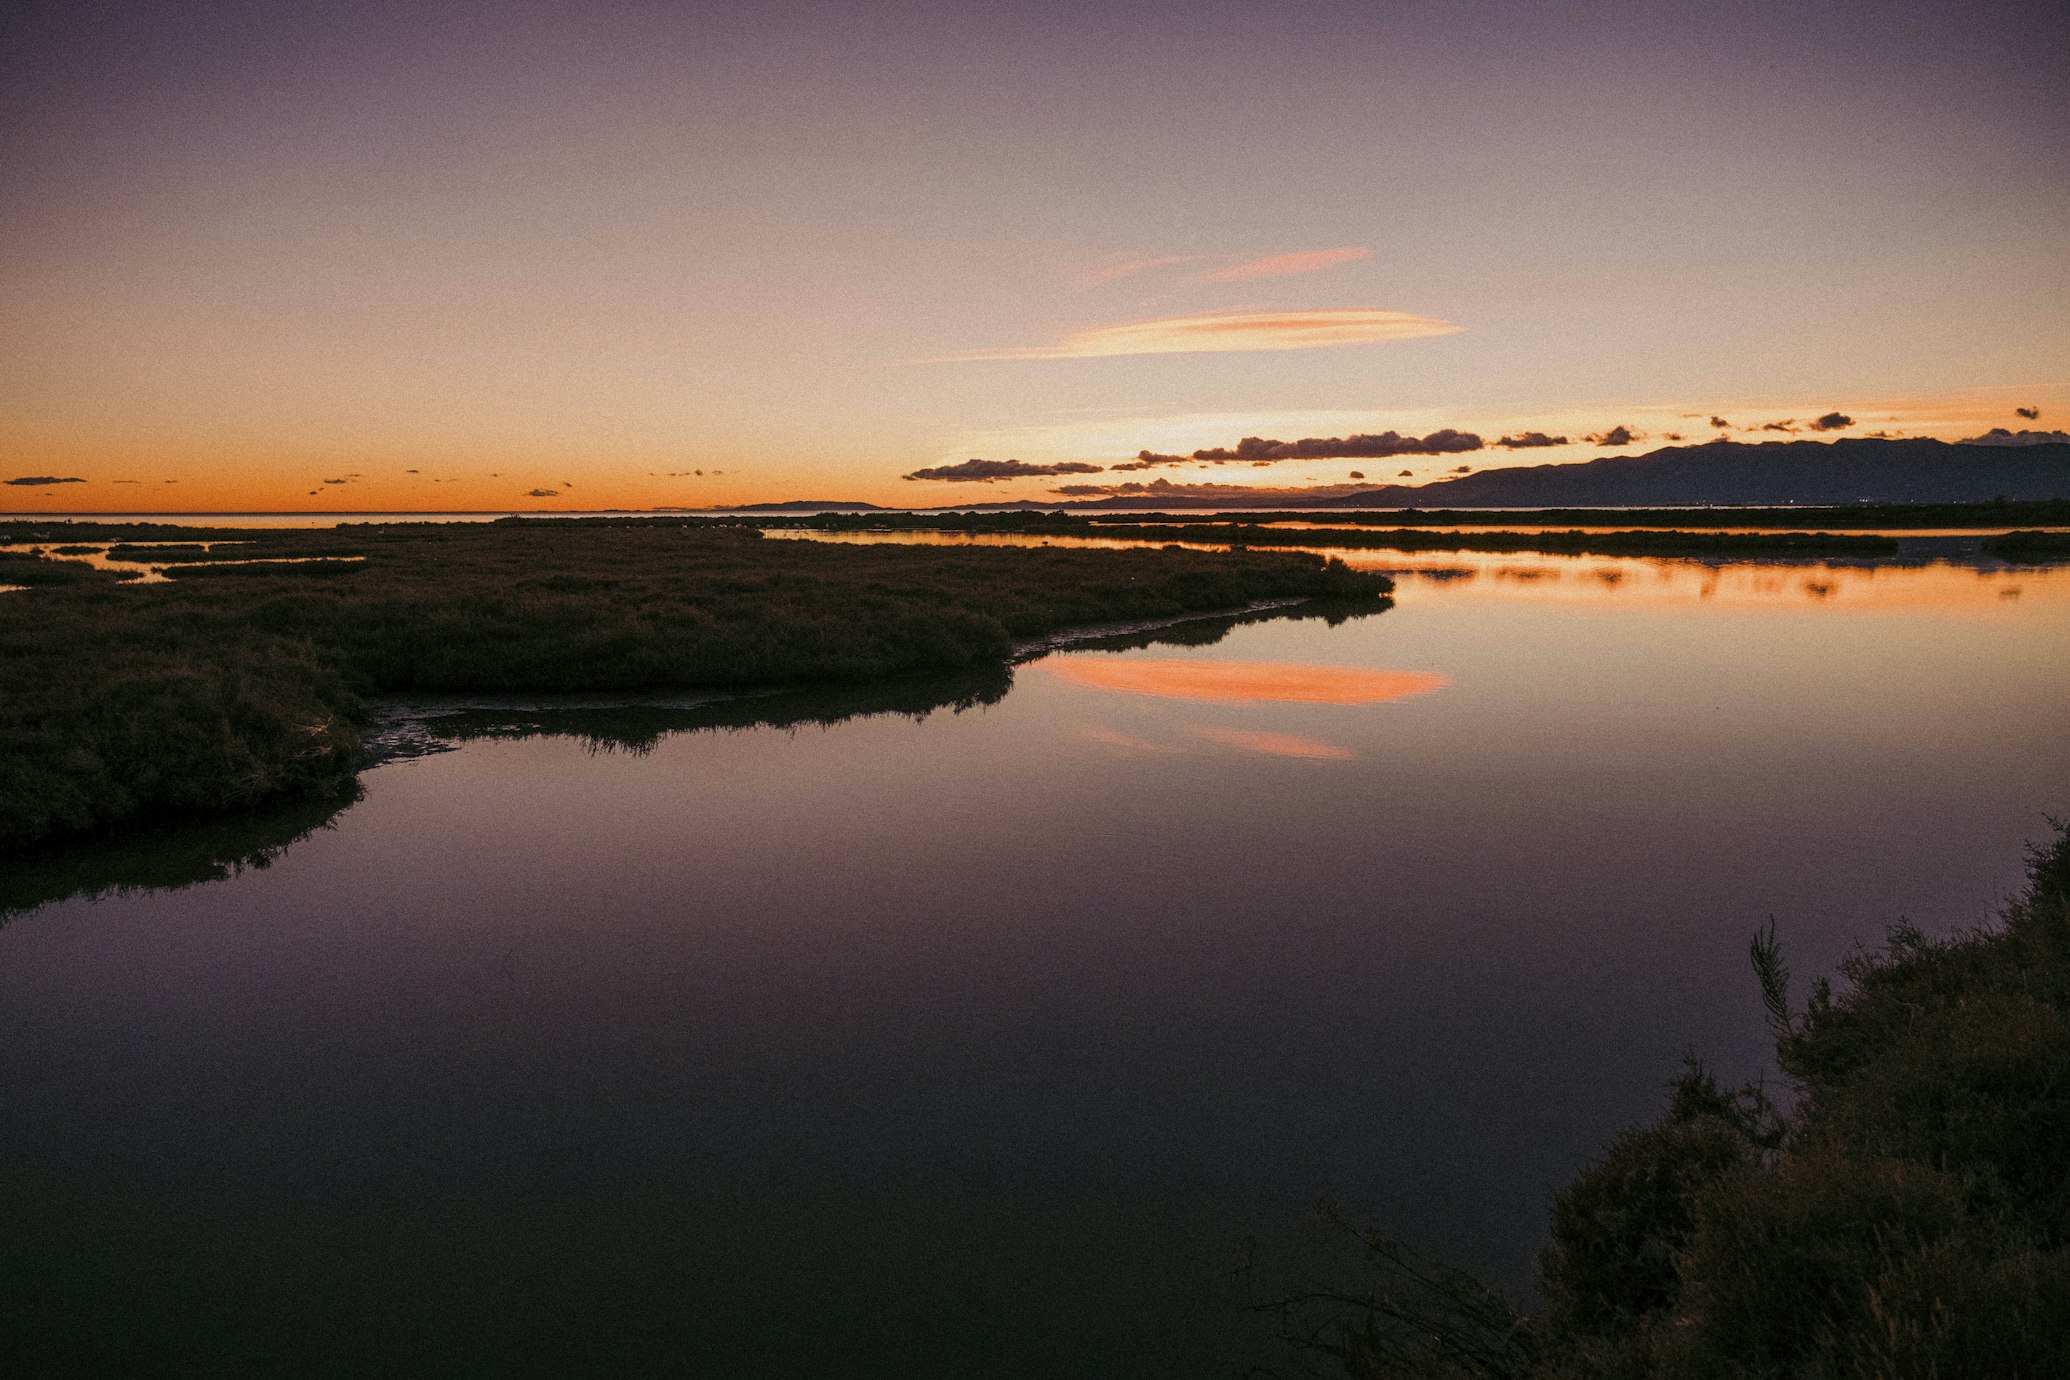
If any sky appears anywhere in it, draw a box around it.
[3,0,2066,512]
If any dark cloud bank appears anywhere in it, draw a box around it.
[1961,428,2070,447]
[905,458,1108,482]
[1119,430,1484,470]
[5,475,86,486]
[1050,436,2070,507]
[901,408,1885,493]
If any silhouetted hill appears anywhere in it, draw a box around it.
[1310,438,2070,508]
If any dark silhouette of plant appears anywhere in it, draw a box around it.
[1265,822,2070,1377]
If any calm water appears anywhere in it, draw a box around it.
[5,549,2067,1377]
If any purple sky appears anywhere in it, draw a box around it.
[4,0,2065,508]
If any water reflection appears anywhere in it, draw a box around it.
[394,663,1014,757]
[1191,725,1357,760]
[0,788,362,923]
[1043,657,1446,704]
[9,606,1382,920]
[769,527,2069,615]
[4,538,2064,1379]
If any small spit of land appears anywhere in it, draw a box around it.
[0,518,1387,852]
[1982,530,2070,563]
[1270,824,2070,1378]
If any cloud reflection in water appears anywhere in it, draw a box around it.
[1190,726,1356,760]
[1041,657,1447,704]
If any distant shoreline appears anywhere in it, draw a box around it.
[8,495,2070,530]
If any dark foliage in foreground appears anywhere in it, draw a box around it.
[1,520,1387,850]
[1264,823,2070,1378]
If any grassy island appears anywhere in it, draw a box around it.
[1981,530,2070,563]
[0,518,1387,852]
[1271,823,2070,1378]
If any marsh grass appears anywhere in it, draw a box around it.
[1260,823,2070,1378]
[1982,531,2070,562]
[1072,500,2070,531]
[0,549,136,586]
[2,519,1388,850]
[1065,525,1901,557]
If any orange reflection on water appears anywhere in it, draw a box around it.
[1330,550,2070,616]
[1042,657,1448,703]
[1191,726,1355,760]
[1078,725,1179,754]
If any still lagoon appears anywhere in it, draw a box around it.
[4,546,2067,1376]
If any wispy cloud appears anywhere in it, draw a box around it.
[1080,254,1200,287]
[4,475,86,486]
[939,308,1460,362]
[1198,247,1370,282]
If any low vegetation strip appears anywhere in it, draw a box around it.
[0,520,1388,851]
[1982,530,2070,562]
[0,550,136,586]
[1073,499,2070,530]
[1271,823,2070,1378]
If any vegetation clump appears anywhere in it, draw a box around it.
[1268,823,2070,1377]
[1982,530,2070,562]
[1,519,1387,851]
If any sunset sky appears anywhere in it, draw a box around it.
[4,0,2065,512]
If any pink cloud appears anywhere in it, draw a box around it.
[1198,247,1370,282]
[939,307,1460,361]
[1079,254,1200,286]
